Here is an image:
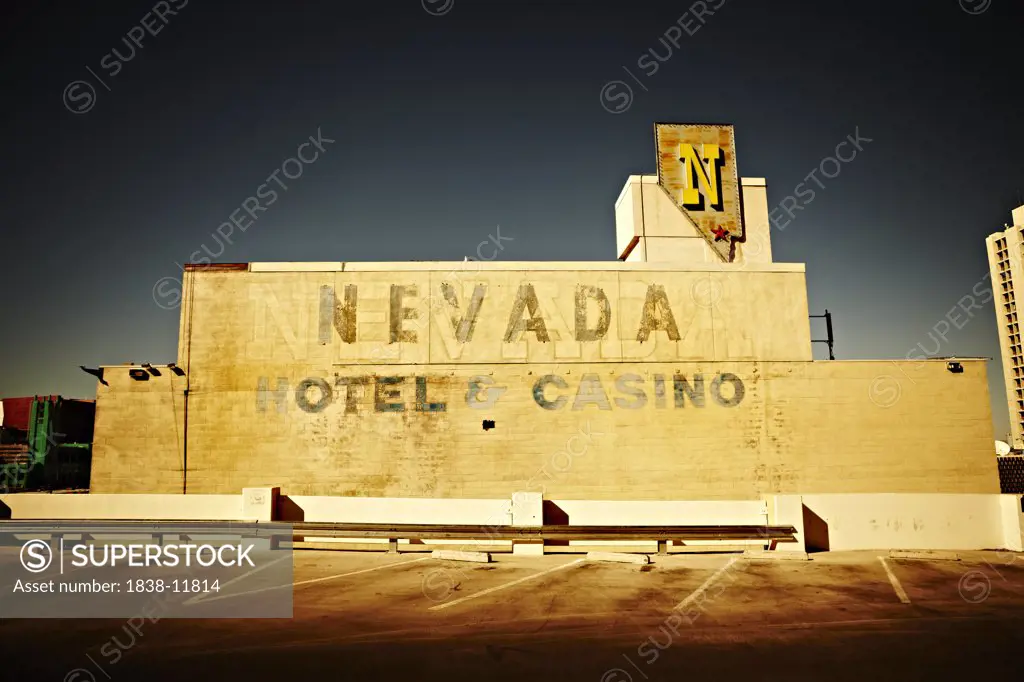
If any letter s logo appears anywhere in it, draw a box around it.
[21,539,53,573]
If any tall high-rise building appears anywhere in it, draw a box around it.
[986,205,1024,450]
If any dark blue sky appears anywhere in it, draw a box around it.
[1,0,1021,438]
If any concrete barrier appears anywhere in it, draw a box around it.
[1,491,1020,553]
[799,493,1024,552]
[766,495,806,552]
[0,493,242,520]
[512,491,543,556]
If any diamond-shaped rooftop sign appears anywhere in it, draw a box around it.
[655,122,744,262]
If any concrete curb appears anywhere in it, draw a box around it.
[431,550,491,563]
[586,551,651,565]
[888,550,961,561]
[743,550,810,561]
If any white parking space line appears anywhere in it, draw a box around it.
[183,552,293,605]
[186,555,431,605]
[878,556,912,604]
[428,558,586,612]
[673,556,740,611]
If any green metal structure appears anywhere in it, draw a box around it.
[0,396,93,492]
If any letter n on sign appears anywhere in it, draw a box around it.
[655,122,744,262]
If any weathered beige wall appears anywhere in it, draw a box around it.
[182,359,996,498]
[176,263,813,370]
[92,364,998,500]
[90,369,186,494]
[89,265,998,499]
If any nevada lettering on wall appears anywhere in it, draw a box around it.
[317,282,686,346]
[255,372,746,415]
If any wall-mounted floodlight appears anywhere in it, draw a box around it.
[128,369,150,381]
[947,361,964,374]
[79,366,108,386]
[167,363,186,377]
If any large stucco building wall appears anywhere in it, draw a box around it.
[88,259,998,498]
[90,369,186,493]
[89,147,1000,499]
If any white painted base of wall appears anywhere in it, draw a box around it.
[2,492,1021,554]
[797,493,1023,552]
[0,493,244,520]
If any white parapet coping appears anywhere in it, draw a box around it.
[248,262,344,272]
[243,260,806,274]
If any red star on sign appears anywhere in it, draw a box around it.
[712,226,730,242]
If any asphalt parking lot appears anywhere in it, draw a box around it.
[2,548,1024,681]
